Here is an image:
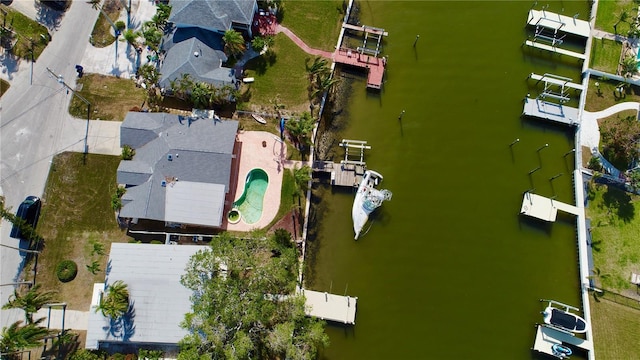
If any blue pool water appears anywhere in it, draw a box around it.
[233,168,269,224]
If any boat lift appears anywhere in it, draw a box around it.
[530,73,575,104]
[339,139,371,166]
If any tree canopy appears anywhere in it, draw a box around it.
[600,114,640,170]
[179,231,329,360]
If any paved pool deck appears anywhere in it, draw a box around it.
[224,131,295,232]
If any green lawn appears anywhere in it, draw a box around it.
[586,182,640,291]
[590,38,621,74]
[0,4,51,59]
[584,77,640,112]
[279,0,345,52]
[240,33,310,111]
[595,0,636,35]
[33,152,130,310]
[590,297,640,359]
[69,74,146,121]
[89,1,121,48]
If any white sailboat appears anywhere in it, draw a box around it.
[352,170,392,239]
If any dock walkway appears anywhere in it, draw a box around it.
[524,40,587,60]
[532,324,593,357]
[527,10,591,38]
[312,161,364,187]
[298,288,357,324]
[522,97,580,126]
[520,192,580,222]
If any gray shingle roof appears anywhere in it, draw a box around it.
[159,27,235,89]
[85,243,210,349]
[169,0,256,32]
[118,113,238,226]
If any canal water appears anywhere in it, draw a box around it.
[305,1,591,359]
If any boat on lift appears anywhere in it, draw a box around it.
[352,170,392,239]
[541,299,587,334]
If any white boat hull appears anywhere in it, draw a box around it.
[352,170,388,239]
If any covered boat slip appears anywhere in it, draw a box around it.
[532,325,593,358]
[527,10,591,38]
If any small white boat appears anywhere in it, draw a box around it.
[252,113,267,125]
[352,170,392,239]
[541,299,587,334]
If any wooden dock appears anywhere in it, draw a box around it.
[299,288,357,324]
[527,10,591,38]
[532,324,593,358]
[524,40,586,60]
[312,161,364,187]
[342,23,389,36]
[334,47,386,89]
[522,97,580,126]
[520,192,580,222]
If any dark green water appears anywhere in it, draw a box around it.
[306,1,591,359]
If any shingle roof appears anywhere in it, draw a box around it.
[169,0,256,31]
[117,113,238,226]
[85,243,210,349]
[159,27,235,89]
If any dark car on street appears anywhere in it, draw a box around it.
[10,196,41,239]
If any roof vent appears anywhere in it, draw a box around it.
[194,51,199,57]
[161,180,167,187]
[167,154,173,161]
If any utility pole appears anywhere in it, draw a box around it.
[45,67,92,154]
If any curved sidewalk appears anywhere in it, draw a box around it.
[276,25,333,59]
[580,102,640,149]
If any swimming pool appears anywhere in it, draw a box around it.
[233,168,269,224]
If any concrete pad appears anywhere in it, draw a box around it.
[34,308,89,331]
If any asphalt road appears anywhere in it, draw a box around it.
[0,1,100,327]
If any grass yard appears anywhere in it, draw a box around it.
[595,0,636,35]
[590,38,621,74]
[89,0,122,48]
[0,4,51,59]
[69,74,146,121]
[31,152,130,310]
[584,77,640,112]
[590,297,640,359]
[279,0,345,52]
[586,182,640,291]
[240,33,310,111]
[0,79,8,97]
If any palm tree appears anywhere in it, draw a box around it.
[141,21,162,53]
[312,73,340,101]
[87,0,119,35]
[614,9,630,34]
[285,112,315,152]
[305,56,330,84]
[175,73,194,100]
[122,28,140,47]
[222,29,246,58]
[190,82,212,108]
[293,165,312,197]
[621,55,638,78]
[0,319,52,357]
[95,280,129,320]
[2,285,58,324]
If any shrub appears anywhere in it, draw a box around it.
[56,260,78,282]
[122,145,135,160]
[150,240,164,244]
[115,21,126,31]
[588,156,603,171]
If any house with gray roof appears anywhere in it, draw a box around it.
[159,27,235,90]
[169,0,257,37]
[117,112,238,228]
[158,0,257,91]
[85,243,209,353]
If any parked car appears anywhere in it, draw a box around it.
[10,196,41,239]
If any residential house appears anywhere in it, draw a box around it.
[159,0,258,91]
[85,243,209,353]
[117,112,238,228]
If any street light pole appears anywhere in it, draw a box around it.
[45,67,92,154]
